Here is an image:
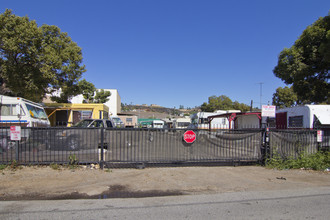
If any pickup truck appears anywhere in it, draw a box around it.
[50,119,120,150]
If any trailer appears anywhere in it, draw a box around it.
[173,117,191,129]
[275,105,330,129]
[190,110,240,129]
[0,95,50,127]
[0,95,50,151]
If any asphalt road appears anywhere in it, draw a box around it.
[1,187,329,220]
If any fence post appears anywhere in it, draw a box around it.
[100,127,104,170]
[261,127,270,165]
[15,140,19,163]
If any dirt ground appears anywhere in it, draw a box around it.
[1,165,329,200]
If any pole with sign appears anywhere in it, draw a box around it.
[10,126,21,162]
[317,130,323,151]
[261,105,276,118]
[261,105,275,163]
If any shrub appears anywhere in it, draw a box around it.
[266,151,330,171]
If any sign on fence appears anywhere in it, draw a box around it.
[10,126,21,141]
[183,130,196,143]
[262,105,276,117]
[317,130,323,142]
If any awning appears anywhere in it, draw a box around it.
[315,113,330,125]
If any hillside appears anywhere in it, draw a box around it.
[121,104,199,119]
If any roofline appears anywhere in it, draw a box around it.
[208,112,261,119]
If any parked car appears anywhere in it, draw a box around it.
[109,117,125,128]
[51,119,116,150]
[72,119,114,128]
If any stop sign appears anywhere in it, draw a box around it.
[183,130,196,143]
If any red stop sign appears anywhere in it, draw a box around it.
[183,130,196,143]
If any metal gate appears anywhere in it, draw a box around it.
[1,127,263,166]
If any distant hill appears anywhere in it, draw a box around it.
[121,104,200,119]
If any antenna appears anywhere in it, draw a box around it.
[257,82,264,109]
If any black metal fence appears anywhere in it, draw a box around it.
[269,129,317,159]
[0,126,328,168]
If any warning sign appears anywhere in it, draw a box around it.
[317,130,323,143]
[10,126,21,141]
[262,105,276,117]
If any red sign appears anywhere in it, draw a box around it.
[183,130,196,143]
[262,105,276,117]
[317,130,323,142]
[10,126,21,141]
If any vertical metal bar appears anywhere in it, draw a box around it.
[15,141,19,162]
[100,127,104,169]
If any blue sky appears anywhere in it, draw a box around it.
[1,1,330,109]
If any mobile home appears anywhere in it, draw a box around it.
[190,110,240,129]
[173,117,191,129]
[0,95,50,127]
[275,105,330,129]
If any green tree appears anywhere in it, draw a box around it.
[0,9,85,102]
[78,79,96,103]
[272,86,298,108]
[232,101,250,112]
[94,89,111,103]
[201,95,250,112]
[201,95,233,112]
[273,13,330,104]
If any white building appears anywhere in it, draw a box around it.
[70,89,121,116]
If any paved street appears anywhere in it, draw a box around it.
[1,187,329,220]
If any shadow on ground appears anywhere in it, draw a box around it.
[1,185,185,201]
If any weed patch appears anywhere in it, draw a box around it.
[266,151,330,171]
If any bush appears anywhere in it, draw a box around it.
[266,151,330,171]
[0,164,7,170]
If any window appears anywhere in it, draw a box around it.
[1,104,16,116]
[126,118,133,123]
[289,116,303,128]
[81,111,93,119]
[26,104,47,119]
[177,122,190,127]
[199,118,209,124]
[73,119,92,127]
[0,104,25,116]
[103,111,109,119]
[267,117,276,128]
[89,120,104,128]
[106,120,113,128]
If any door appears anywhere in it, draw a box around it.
[276,112,287,129]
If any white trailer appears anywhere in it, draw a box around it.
[190,110,240,129]
[0,95,50,151]
[173,117,191,129]
[152,120,165,128]
[0,95,50,127]
[275,105,330,129]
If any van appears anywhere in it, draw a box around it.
[0,95,50,127]
[152,120,165,128]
